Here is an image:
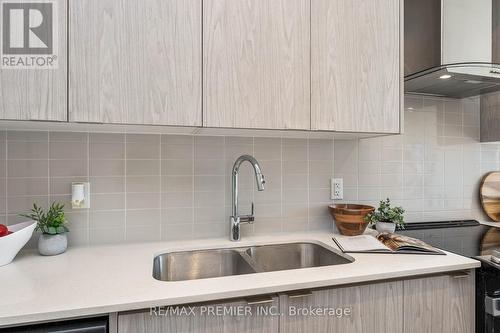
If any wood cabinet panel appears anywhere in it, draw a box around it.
[118,298,279,333]
[69,0,201,126]
[0,0,67,121]
[403,273,475,333]
[311,0,401,133]
[280,281,404,333]
[203,0,310,130]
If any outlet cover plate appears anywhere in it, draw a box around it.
[331,178,343,200]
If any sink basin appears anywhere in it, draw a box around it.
[153,249,256,282]
[245,242,352,271]
[153,242,353,281]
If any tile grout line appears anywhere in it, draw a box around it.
[306,137,310,231]
[123,134,127,242]
[280,137,283,232]
[191,135,195,238]
[86,132,90,245]
[159,135,163,241]
[4,132,7,225]
[251,136,255,235]
[47,131,50,211]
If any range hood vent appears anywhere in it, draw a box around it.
[404,0,500,98]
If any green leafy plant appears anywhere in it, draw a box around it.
[19,202,69,235]
[364,198,405,228]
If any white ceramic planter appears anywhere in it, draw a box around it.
[38,233,68,256]
[375,221,396,234]
[0,221,36,267]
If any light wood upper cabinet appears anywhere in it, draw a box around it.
[203,0,310,130]
[0,0,67,121]
[311,0,401,133]
[403,273,475,333]
[280,281,404,333]
[69,0,201,126]
[118,297,279,333]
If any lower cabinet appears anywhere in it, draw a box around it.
[279,281,403,333]
[403,272,475,333]
[117,272,474,333]
[118,296,279,333]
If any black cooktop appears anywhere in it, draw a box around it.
[397,220,500,258]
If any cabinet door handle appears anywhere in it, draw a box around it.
[287,290,313,299]
[245,295,275,305]
[447,270,470,279]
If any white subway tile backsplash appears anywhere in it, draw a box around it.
[90,142,125,159]
[8,160,48,177]
[50,160,87,177]
[126,160,160,176]
[126,209,161,227]
[125,225,161,243]
[8,141,48,159]
[49,142,87,160]
[126,193,160,210]
[162,144,193,160]
[7,131,47,142]
[89,227,125,245]
[162,191,193,208]
[89,133,124,143]
[126,142,160,160]
[90,177,125,193]
[16,111,492,246]
[334,95,489,223]
[8,178,48,196]
[194,159,225,175]
[90,193,125,211]
[90,160,124,177]
[126,176,161,193]
[89,211,126,229]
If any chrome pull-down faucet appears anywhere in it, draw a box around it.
[230,155,265,241]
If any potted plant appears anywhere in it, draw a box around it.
[364,198,405,234]
[19,202,69,256]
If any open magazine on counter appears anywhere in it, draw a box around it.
[332,233,445,255]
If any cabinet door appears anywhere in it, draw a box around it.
[403,272,475,333]
[118,297,279,333]
[311,0,401,133]
[280,281,403,333]
[69,0,201,126]
[203,0,310,130]
[0,0,67,121]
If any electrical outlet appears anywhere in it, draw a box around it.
[331,178,343,200]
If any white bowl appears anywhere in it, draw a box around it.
[0,221,36,267]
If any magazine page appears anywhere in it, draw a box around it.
[333,235,391,253]
[376,233,442,253]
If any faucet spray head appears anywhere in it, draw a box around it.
[257,173,265,191]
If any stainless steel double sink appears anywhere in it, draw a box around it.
[153,242,354,281]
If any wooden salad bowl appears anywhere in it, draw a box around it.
[329,204,375,236]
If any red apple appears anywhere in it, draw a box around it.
[0,224,8,237]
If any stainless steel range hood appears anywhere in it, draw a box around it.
[404,0,500,98]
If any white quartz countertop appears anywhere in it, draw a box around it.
[0,232,480,327]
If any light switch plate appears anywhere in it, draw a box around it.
[331,178,343,200]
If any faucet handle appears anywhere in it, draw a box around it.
[251,202,254,216]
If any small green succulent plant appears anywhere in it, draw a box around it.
[364,198,405,229]
[19,202,69,235]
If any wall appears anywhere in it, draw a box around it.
[2,132,334,246]
[334,95,494,222]
[5,95,496,246]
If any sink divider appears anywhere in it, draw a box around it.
[236,248,265,273]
